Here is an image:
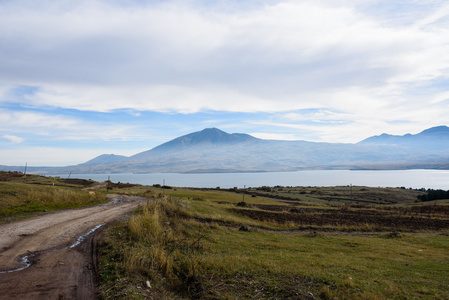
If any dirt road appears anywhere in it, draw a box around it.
[0,194,148,299]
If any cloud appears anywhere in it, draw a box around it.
[0,109,79,131]
[1,1,448,110]
[0,0,449,147]
[0,108,147,143]
[22,84,275,113]
[278,109,351,124]
[2,135,24,144]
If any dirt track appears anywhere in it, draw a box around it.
[0,194,147,299]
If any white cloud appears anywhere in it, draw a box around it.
[0,109,145,142]
[0,110,79,130]
[2,135,24,144]
[279,109,351,123]
[430,91,449,104]
[1,1,448,94]
[0,0,448,146]
[28,84,277,113]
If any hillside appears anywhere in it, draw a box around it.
[358,125,449,150]
[130,128,260,159]
[82,154,128,165]
[3,126,449,174]
[96,185,449,299]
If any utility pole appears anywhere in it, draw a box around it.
[24,162,27,177]
[243,185,246,202]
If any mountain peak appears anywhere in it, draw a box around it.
[419,125,449,136]
[201,127,225,133]
[130,128,259,159]
[195,127,229,140]
[170,127,259,146]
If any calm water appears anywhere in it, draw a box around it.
[50,169,449,190]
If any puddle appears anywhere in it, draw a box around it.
[0,223,104,274]
[69,224,104,249]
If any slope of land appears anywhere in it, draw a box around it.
[5,126,449,174]
[96,184,449,299]
[2,171,448,299]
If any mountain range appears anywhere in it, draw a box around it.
[358,125,449,150]
[3,126,449,174]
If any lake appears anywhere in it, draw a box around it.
[50,169,449,190]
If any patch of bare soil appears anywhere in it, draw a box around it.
[0,194,148,299]
[230,205,449,231]
[58,178,96,187]
[82,181,109,190]
[0,171,26,181]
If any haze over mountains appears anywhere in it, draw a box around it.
[3,126,449,174]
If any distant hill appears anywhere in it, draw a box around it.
[358,125,449,150]
[3,126,449,174]
[131,128,259,159]
[82,154,128,165]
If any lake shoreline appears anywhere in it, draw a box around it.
[41,169,449,190]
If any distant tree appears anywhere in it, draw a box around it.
[417,189,449,202]
[256,186,272,192]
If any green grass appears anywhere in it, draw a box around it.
[0,171,98,187]
[246,185,424,205]
[197,228,449,299]
[0,172,108,222]
[97,187,449,299]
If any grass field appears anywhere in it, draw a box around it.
[1,171,447,298]
[96,184,449,299]
[0,171,108,222]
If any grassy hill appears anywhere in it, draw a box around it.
[96,184,449,299]
[2,172,448,298]
[0,171,108,222]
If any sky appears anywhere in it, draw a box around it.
[1,0,449,166]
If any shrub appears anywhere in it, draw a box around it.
[417,189,449,202]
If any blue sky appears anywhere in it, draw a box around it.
[1,0,449,166]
